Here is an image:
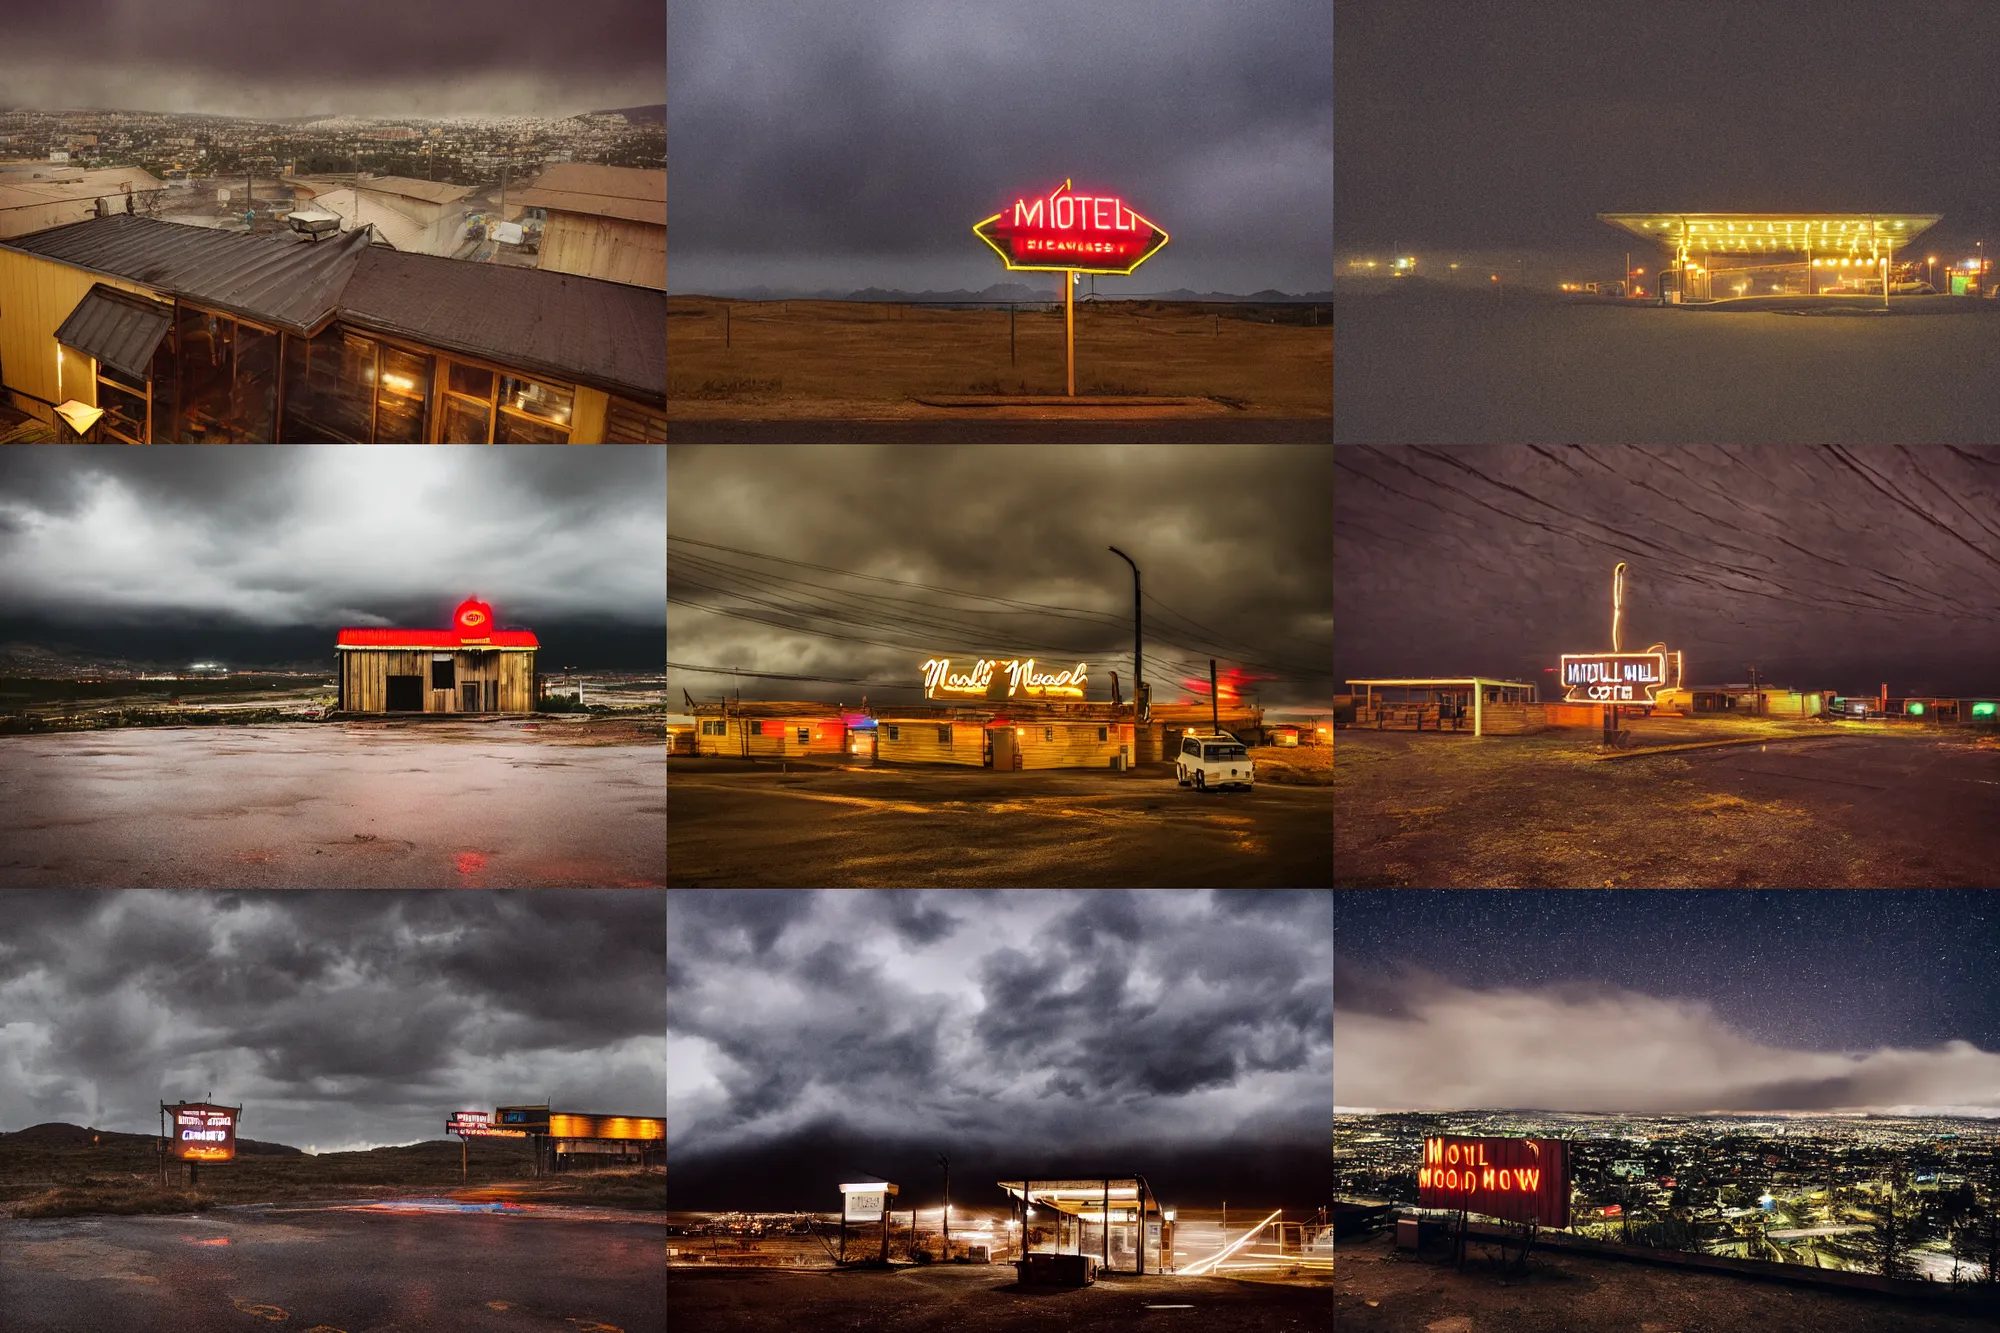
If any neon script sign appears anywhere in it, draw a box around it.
[1416,1136,1571,1227]
[973,179,1169,276]
[922,658,1089,699]
[1560,652,1667,704]
[170,1106,238,1162]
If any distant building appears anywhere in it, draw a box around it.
[507,164,664,289]
[336,597,538,714]
[290,174,475,257]
[0,167,166,240]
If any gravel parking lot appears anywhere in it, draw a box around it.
[668,759,1332,887]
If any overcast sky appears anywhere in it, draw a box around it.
[1337,891,2000,1117]
[1335,445,2000,698]
[668,444,1334,714]
[668,889,1332,1211]
[0,446,665,670]
[1337,0,2000,268]
[0,890,665,1153]
[0,0,663,119]
[667,0,1332,295]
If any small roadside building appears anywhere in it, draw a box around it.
[506,164,665,290]
[1346,677,1544,736]
[692,701,851,757]
[336,597,539,714]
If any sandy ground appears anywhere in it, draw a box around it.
[1335,290,2000,442]
[668,760,1332,887]
[0,1202,664,1333]
[1335,721,2000,887]
[671,1263,1331,1333]
[1336,1227,2000,1333]
[0,722,666,887]
[667,419,1332,442]
[670,298,1332,417]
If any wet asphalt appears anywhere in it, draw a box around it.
[666,761,1333,887]
[0,1202,665,1333]
[0,725,665,887]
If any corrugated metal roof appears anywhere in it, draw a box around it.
[0,167,165,211]
[2,215,371,333]
[53,283,173,381]
[511,165,664,226]
[351,175,476,207]
[336,628,539,648]
[336,247,665,402]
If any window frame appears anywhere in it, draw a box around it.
[750,720,763,736]
[887,725,900,742]
[938,724,952,745]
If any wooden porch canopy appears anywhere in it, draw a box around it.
[999,1177,1163,1275]
[1345,677,1539,738]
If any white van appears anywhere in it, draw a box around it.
[1176,730,1255,791]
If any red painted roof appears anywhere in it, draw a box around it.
[337,628,539,648]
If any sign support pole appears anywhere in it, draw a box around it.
[1065,269,1074,396]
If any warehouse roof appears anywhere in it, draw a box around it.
[337,628,540,649]
[54,284,173,381]
[510,164,665,227]
[336,246,665,401]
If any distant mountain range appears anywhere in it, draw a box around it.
[1,1121,304,1155]
[682,283,1335,302]
[588,104,665,125]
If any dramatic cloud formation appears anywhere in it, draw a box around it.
[0,447,665,667]
[668,444,1334,713]
[668,0,1332,294]
[0,891,666,1153]
[0,0,664,118]
[1336,445,2000,697]
[1336,970,2000,1118]
[668,890,1332,1210]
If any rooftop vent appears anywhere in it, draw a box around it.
[288,209,342,241]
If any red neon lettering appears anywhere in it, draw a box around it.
[1518,1169,1540,1191]
[1093,197,1109,230]
[1425,1139,1442,1165]
[1445,1143,1458,1165]
[1054,194,1073,230]
[1482,1167,1496,1190]
[1015,198,1043,228]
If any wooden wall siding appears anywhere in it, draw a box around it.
[570,385,609,444]
[1478,704,1546,735]
[340,649,535,713]
[1015,722,1128,769]
[777,720,847,756]
[0,249,159,423]
[878,721,985,766]
[538,213,666,290]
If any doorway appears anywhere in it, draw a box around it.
[385,675,424,712]
[462,682,482,713]
[990,726,1017,770]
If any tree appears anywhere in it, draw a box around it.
[1868,1173,1923,1280]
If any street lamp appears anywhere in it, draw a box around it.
[1107,546,1144,749]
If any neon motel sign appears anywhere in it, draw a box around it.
[1416,1136,1571,1227]
[922,657,1088,699]
[1559,651,1668,704]
[972,179,1170,277]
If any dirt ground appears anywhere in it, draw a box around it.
[669,298,1332,417]
[1335,719,2000,887]
[671,1263,1331,1333]
[1336,1227,2000,1333]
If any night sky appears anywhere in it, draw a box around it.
[1334,445,2000,699]
[0,0,664,119]
[1336,891,2000,1117]
[0,447,666,671]
[667,444,1335,715]
[1336,0,2000,267]
[0,890,666,1153]
[667,0,1333,295]
[667,889,1333,1212]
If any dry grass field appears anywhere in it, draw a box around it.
[668,297,1332,417]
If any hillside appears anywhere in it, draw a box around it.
[0,1121,302,1154]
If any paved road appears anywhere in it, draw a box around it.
[665,419,1332,442]
[667,762,1332,886]
[0,1202,664,1333]
[0,725,666,888]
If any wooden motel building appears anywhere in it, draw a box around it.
[336,597,539,715]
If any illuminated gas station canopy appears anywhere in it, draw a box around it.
[1598,213,1941,255]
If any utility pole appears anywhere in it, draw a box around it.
[1209,659,1220,735]
[938,1154,950,1260]
[1750,664,1760,716]
[1108,547,1143,760]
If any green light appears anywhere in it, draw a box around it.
[1975,702,1996,718]
[1909,703,1925,715]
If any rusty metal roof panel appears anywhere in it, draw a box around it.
[53,283,173,381]
[335,247,665,403]
[0,215,370,333]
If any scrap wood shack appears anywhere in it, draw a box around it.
[337,596,538,714]
[1347,677,1545,736]
[1000,1178,1172,1275]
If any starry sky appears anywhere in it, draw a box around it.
[0,890,666,1153]
[1335,445,2000,698]
[668,889,1333,1212]
[0,446,666,670]
[1337,0,2000,270]
[669,444,1335,715]
[667,0,1333,295]
[1336,890,2000,1116]
[0,0,664,119]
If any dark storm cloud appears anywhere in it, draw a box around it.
[667,890,1332,1208]
[1335,445,2000,697]
[0,891,665,1152]
[668,0,1332,293]
[0,447,664,665]
[1337,0,2000,258]
[667,444,1334,712]
[0,0,664,118]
